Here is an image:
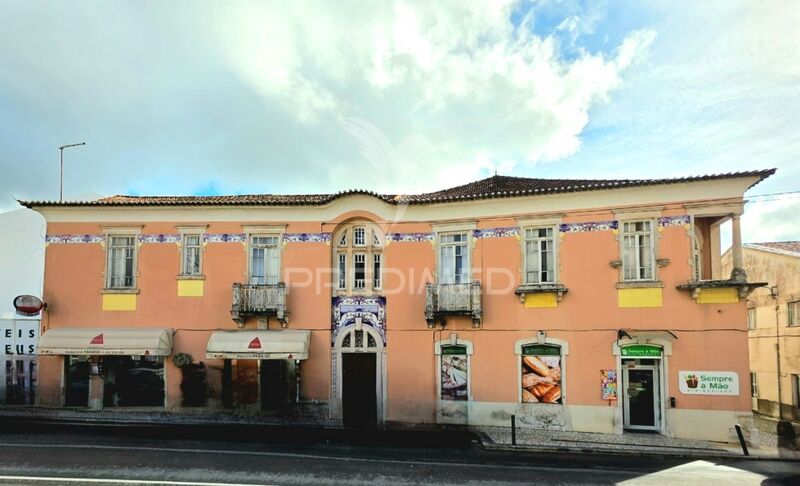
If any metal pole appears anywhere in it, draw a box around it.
[735,424,750,456]
[59,147,63,202]
[511,414,516,446]
[58,142,85,202]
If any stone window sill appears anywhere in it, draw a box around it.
[177,275,205,280]
[101,288,140,295]
[616,281,664,289]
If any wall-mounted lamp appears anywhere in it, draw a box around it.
[769,286,779,299]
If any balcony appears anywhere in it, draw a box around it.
[425,282,482,328]
[231,283,288,327]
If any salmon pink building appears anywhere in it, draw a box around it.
[23,170,774,442]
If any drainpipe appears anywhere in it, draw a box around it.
[773,288,783,419]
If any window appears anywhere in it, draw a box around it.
[439,233,469,284]
[353,254,366,289]
[181,234,202,276]
[750,372,758,398]
[440,345,469,401]
[793,374,800,410]
[337,253,347,289]
[748,307,757,330]
[249,235,280,285]
[107,235,136,288]
[789,301,799,327]
[372,254,381,289]
[332,222,383,293]
[621,221,654,281]
[520,344,562,404]
[354,227,366,246]
[524,227,555,284]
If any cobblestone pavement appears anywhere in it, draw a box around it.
[476,426,742,457]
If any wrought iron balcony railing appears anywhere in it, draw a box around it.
[231,283,288,327]
[425,281,482,328]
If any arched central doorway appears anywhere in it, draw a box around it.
[333,324,385,427]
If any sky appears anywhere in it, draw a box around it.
[0,0,798,242]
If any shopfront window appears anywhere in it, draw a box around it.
[440,345,469,401]
[65,355,90,407]
[103,355,165,407]
[520,344,562,404]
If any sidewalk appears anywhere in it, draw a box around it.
[0,407,477,449]
[475,425,795,459]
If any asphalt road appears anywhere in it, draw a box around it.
[0,425,798,485]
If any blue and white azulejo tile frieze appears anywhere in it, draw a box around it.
[559,221,619,233]
[45,234,104,244]
[658,215,691,227]
[388,232,434,242]
[202,233,247,243]
[283,232,332,243]
[472,227,520,239]
[138,234,181,244]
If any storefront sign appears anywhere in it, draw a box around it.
[621,345,662,357]
[679,371,739,395]
[441,345,467,355]
[1,320,39,355]
[601,369,618,400]
[522,344,561,356]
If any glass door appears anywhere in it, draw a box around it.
[623,366,660,430]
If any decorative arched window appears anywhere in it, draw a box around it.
[333,222,384,294]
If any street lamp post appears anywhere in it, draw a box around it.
[59,142,86,202]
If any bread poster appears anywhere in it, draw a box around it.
[441,354,468,401]
[521,350,562,404]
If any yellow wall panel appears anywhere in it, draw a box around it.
[102,294,137,311]
[696,287,739,304]
[177,280,204,297]
[618,288,663,308]
[524,293,558,308]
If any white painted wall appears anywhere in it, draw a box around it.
[0,208,45,319]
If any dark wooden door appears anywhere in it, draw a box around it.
[342,353,377,427]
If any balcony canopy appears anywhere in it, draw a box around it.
[37,328,173,356]
[206,330,310,360]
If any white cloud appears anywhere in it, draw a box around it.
[199,0,655,192]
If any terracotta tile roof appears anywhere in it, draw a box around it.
[745,241,800,257]
[19,169,775,208]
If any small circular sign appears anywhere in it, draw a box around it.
[13,295,44,316]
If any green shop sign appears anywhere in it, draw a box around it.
[522,344,560,356]
[441,345,467,356]
[621,345,662,357]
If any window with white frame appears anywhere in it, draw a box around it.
[524,227,556,284]
[181,234,202,276]
[354,227,366,246]
[249,235,280,285]
[107,235,136,289]
[353,253,366,289]
[789,301,799,327]
[621,221,655,281]
[337,253,347,290]
[748,307,757,330]
[333,222,383,293]
[439,233,469,284]
[750,372,758,398]
[372,253,382,289]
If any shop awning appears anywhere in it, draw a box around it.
[206,330,310,360]
[37,328,173,356]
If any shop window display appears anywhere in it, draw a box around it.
[521,344,562,404]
